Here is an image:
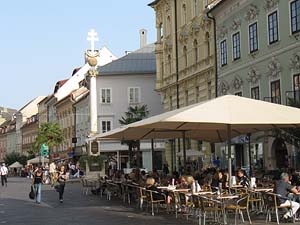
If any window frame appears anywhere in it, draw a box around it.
[268,10,279,45]
[290,0,300,34]
[232,32,241,61]
[249,22,259,53]
[128,87,141,104]
[270,80,281,104]
[251,86,260,100]
[101,120,112,133]
[100,88,112,104]
[220,39,228,66]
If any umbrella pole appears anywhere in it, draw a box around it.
[182,131,187,174]
[151,139,154,171]
[227,124,232,190]
[248,133,252,177]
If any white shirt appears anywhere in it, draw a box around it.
[49,163,56,173]
[0,166,8,175]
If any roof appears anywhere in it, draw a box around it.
[54,79,68,93]
[148,0,161,7]
[98,43,156,76]
[207,0,226,13]
[0,107,17,120]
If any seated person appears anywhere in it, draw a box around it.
[211,171,223,192]
[186,175,201,193]
[237,169,250,188]
[146,177,165,201]
[274,173,300,221]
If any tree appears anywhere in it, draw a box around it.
[4,152,27,166]
[119,105,149,168]
[34,122,65,160]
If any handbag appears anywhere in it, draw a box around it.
[29,185,35,200]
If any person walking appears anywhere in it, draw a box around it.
[49,161,57,186]
[32,167,44,204]
[0,163,8,187]
[57,165,67,203]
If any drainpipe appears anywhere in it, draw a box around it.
[206,12,218,98]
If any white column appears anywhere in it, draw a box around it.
[90,74,98,134]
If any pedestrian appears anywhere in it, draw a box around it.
[49,161,57,186]
[0,163,8,187]
[57,165,67,203]
[32,167,44,204]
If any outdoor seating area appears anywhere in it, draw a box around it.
[79,168,300,224]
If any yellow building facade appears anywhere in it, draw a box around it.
[149,0,217,172]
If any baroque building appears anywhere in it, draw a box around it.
[149,0,217,171]
[208,0,300,170]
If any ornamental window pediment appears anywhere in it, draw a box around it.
[267,57,281,79]
[218,80,230,96]
[217,25,228,40]
[231,75,243,91]
[245,4,259,22]
[179,30,189,43]
[247,67,261,85]
[200,17,212,31]
[230,18,241,31]
[264,0,279,12]
[290,52,300,71]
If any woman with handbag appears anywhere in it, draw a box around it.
[32,167,44,204]
[57,165,67,203]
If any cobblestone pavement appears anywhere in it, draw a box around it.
[0,177,297,225]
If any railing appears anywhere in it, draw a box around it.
[263,96,281,104]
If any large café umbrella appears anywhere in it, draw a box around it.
[96,95,300,186]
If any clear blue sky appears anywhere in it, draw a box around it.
[0,0,155,110]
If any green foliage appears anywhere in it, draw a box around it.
[35,122,65,151]
[118,105,149,168]
[79,155,107,171]
[4,152,28,166]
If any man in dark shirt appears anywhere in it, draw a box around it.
[237,169,250,188]
[274,172,300,220]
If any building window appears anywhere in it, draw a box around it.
[195,86,200,103]
[101,88,111,104]
[232,32,241,60]
[101,121,111,133]
[291,0,300,34]
[194,0,198,17]
[168,55,172,74]
[194,39,198,63]
[182,4,187,25]
[183,46,188,68]
[167,16,171,35]
[271,80,281,104]
[220,40,227,66]
[128,87,140,104]
[293,74,300,102]
[249,22,258,53]
[169,95,173,110]
[161,61,164,80]
[206,32,210,58]
[268,11,279,44]
[185,90,189,106]
[251,86,260,100]
[208,81,212,100]
[235,92,242,96]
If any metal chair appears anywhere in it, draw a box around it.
[199,195,224,225]
[225,194,252,225]
[262,192,295,224]
[145,190,166,216]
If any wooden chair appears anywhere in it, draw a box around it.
[136,186,147,210]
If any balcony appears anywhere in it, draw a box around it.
[263,96,281,104]
[286,90,300,107]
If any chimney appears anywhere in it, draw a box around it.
[139,29,147,48]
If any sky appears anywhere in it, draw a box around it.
[0,0,156,110]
